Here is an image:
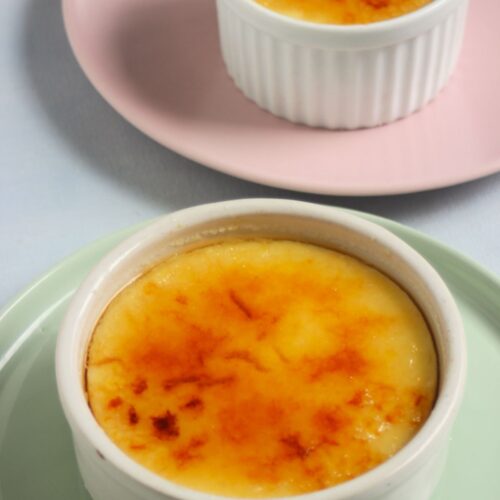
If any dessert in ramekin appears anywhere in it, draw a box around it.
[253,1,435,25]
[56,199,466,500]
[215,0,469,129]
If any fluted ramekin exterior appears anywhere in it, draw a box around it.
[216,0,468,129]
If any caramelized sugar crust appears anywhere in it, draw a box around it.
[255,0,433,24]
[87,240,437,497]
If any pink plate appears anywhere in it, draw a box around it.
[63,0,500,195]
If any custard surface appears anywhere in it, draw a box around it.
[87,240,437,497]
[255,0,433,25]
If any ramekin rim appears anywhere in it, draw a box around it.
[226,0,462,33]
[56,199,466,500]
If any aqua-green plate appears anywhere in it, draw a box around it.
[1,214,499,500]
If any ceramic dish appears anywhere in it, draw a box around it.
[216,0,468,128]
[55,200,465,500]
[62,0,500,195]
[0,211,498,499]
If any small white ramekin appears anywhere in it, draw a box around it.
[216,0,469,129]
[56,199,466,500]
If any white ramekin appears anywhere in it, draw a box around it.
[215,0,469,129]
[56,199,466,500]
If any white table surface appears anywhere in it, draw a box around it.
[1,0,499,309]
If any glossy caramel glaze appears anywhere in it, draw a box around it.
[255,0,433,24]
[87,240,437,497]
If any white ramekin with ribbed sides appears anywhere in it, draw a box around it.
[56,199,466,500]
[215,0,469,129]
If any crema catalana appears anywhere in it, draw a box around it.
[254,0,433,25]
[87,239,437,497]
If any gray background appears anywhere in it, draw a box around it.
[1,0,499,308]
